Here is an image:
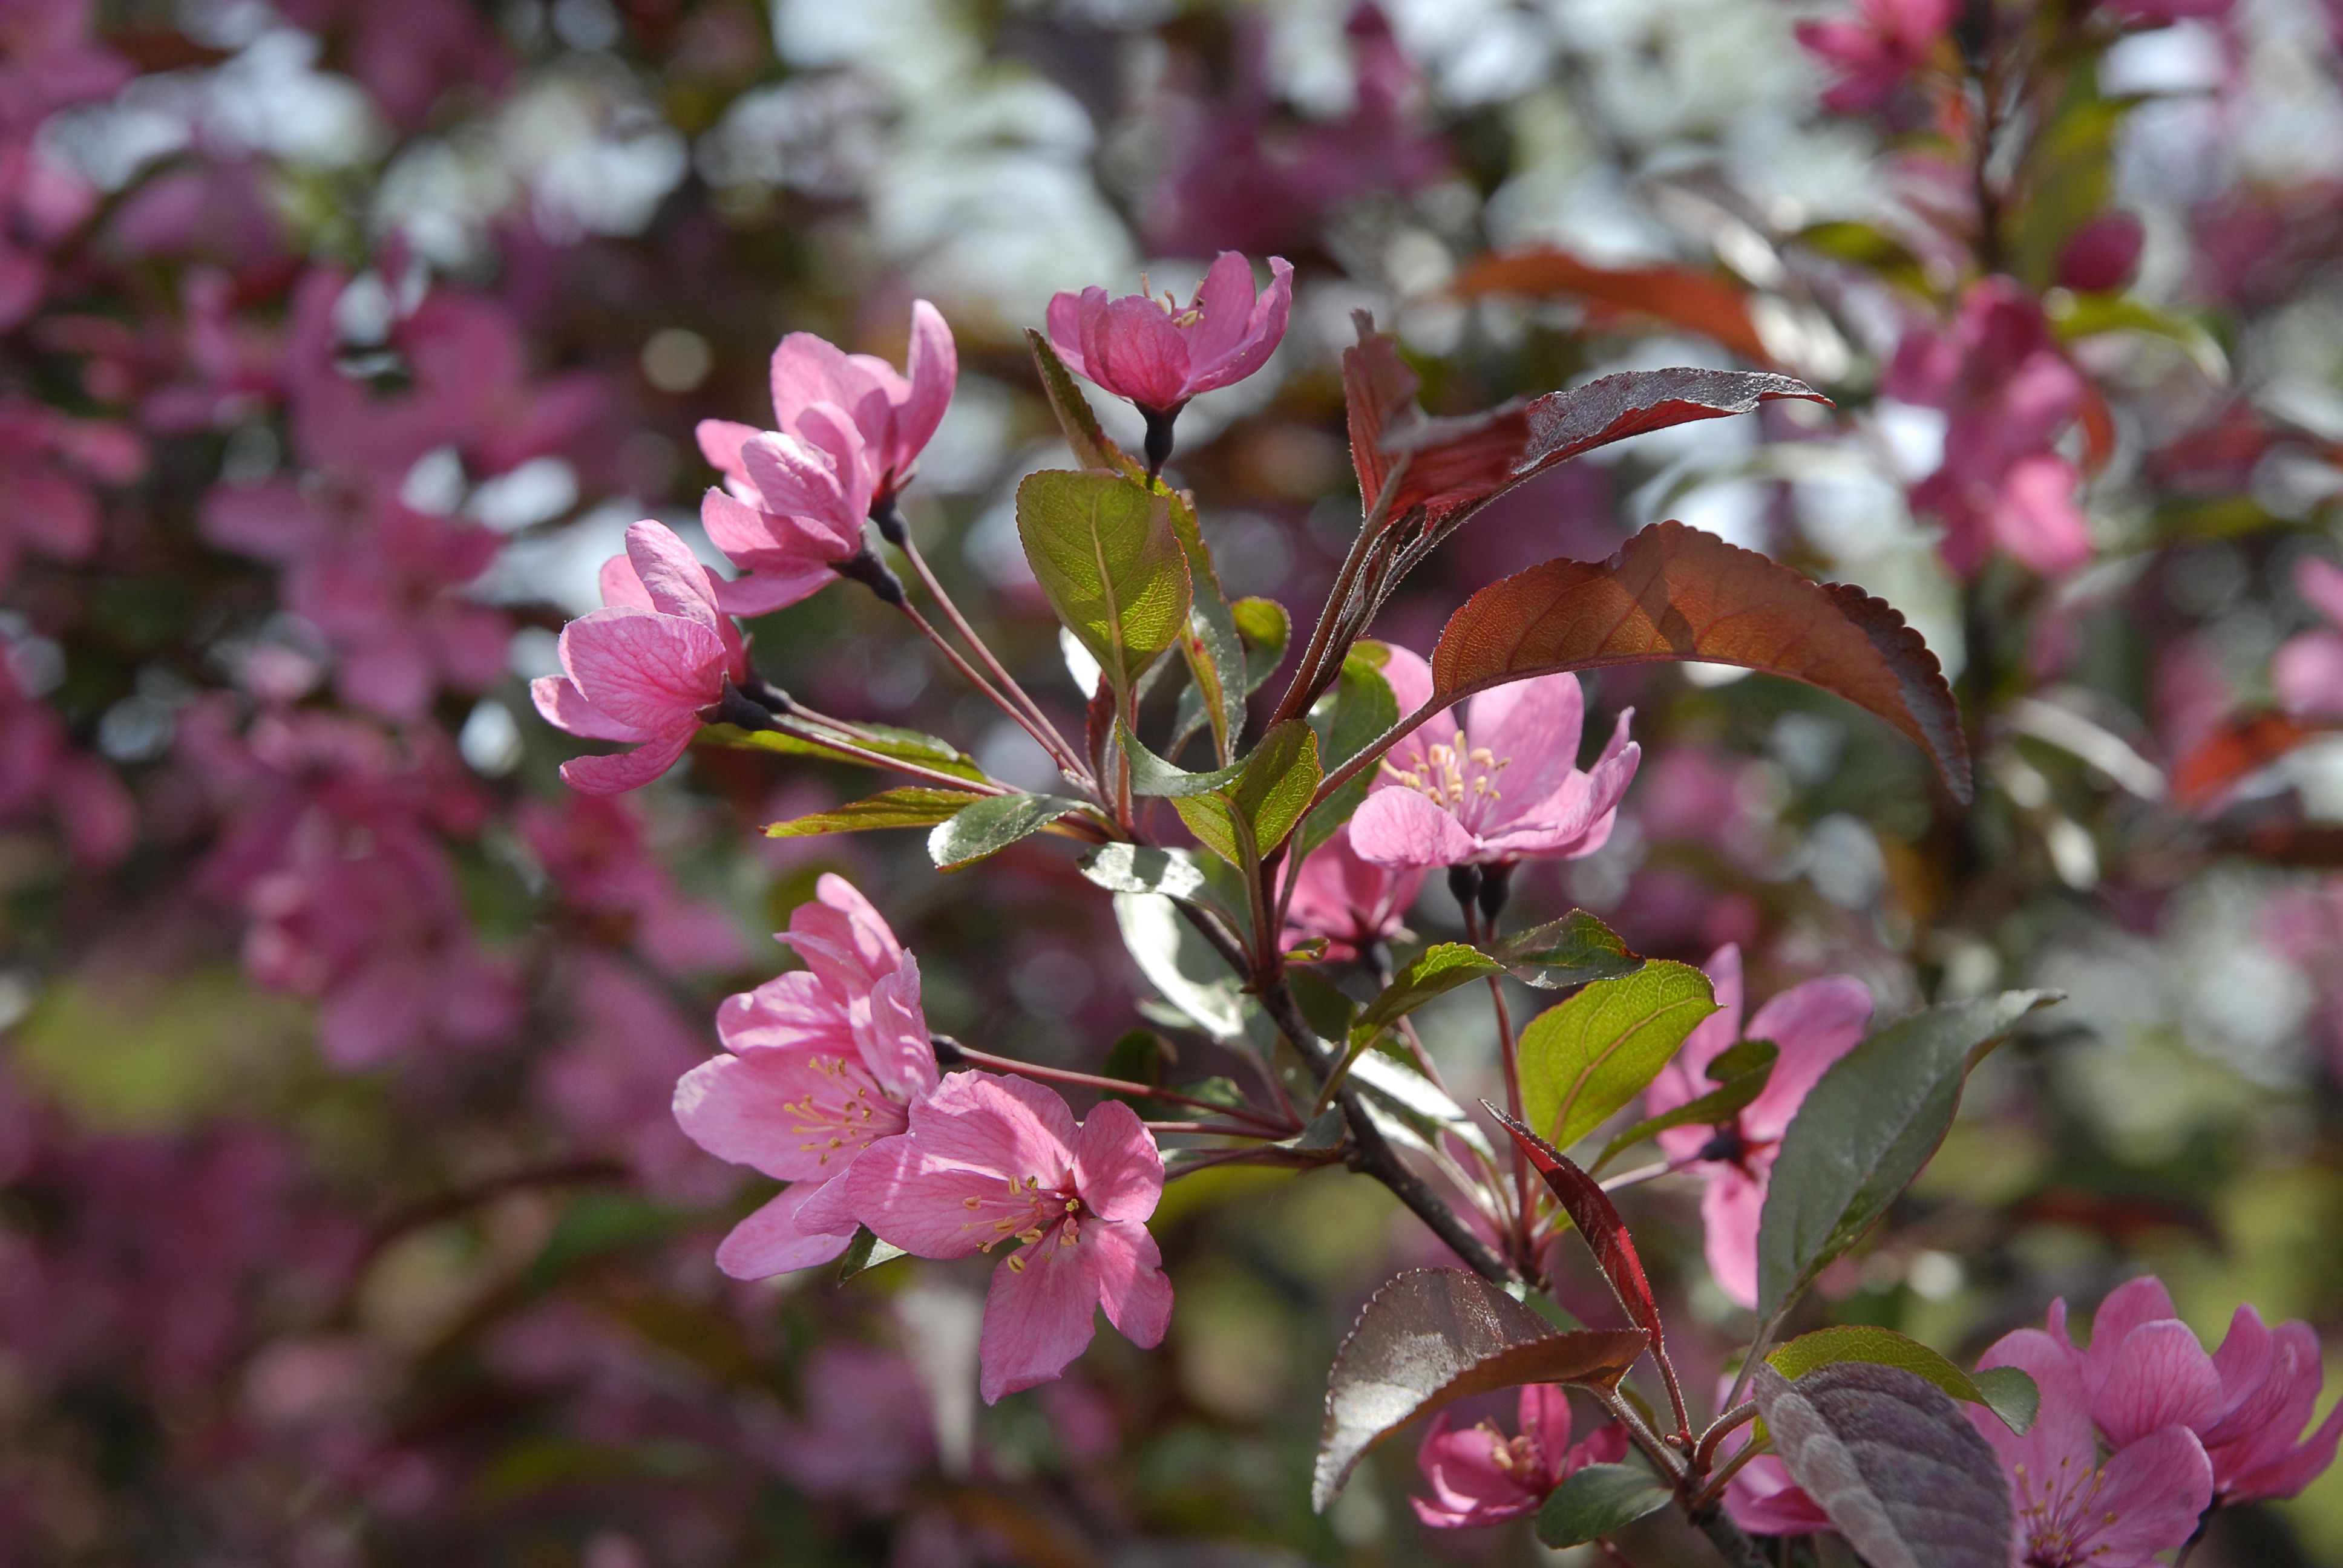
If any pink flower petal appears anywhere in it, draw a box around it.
[1087,1215,1172,1347]
[715,1184,857,1279]
[560,607,724,733]
[894,299,957,471]
[1348,785,1484,869]
[557,726,695,794]
[695,417,758,482]
[1184,256,1293,397]
[1072,1099,1163,1223]
[1738,975,1873,1142]
[2077,1424,2213,1565]
[623,519,721,629]
[670,1044,908,1181]
[1084,294,1193,411]
[1465,671,1586,806]
[1699,1165,1765,1310]
[977,1222,1103,1403]
[2096,1321,2224,1448]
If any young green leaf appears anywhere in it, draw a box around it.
[1231,596,1291,693]
[1298,645,1401,855]
[836,1227,908,1281]
[1518,961,1717,1151]
[1590,1040,1776,1173]
[1768,1326,2038,1434]
[1314,944,1504,1108]
[1534,1463,1673,1548]
[1163,488,1248,764]
[704,721,988,780]
[1312,1267,1647,1512]
[927,792,1083,871]
[765,787,988,838]
[1026,328,1137,476]
[1112,892,1248,1044]
[1428,521,1971,802]
[1751,1362,2013,1568]
[1077,843,1208,901]
[1755,991,2059,1322]
[1174,717,1320,865]
[1496,909,1645,990]
[1016,470,1192,701]
[1115,718,1242,798]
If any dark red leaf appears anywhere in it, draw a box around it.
[1454,247,1772,364]
[1486,1105,1668,1379]
[1312,1267,1647,1512]
[2172,711,2330,809]
[1429,521,1972,802]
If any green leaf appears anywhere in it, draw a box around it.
[1113,891,1248,1043]
[1519,961,1717,1151]
[1231,596,1291,693]
[1755,991,2060,1322]
[836,1227,908,1281]
[1299,644,1401,856]
[1165,488,1247,765]
[1016,469,1192,701]
[927,792,1083,871]
[1116,718,1242,798]
[1591,1040,1777,1174]
[1078,843,1208,901]
[1496,910,1645,990]
[2048,292,2227,382]
[1026,328,1138,475]
[704,722,987,781]
[1316,943,1504,1108]
[765,786,985,838]
[1174,718,1322,866]
[1768,1327,2038,1434]
[1535,1463,1673,1548]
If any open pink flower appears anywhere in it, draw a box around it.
[2053,1275,2343,1506]
[1412,1383,1626,1529]
[1280,823,1425,961]
[1970,1326,2212,1568]
[1643,946,1873,1309]
[696,306,953,614]
[1795,0,1958,114]
[672,875,938,1278]
[531,520,747,794]
[2275,557,2343,720]
[839,1072,1171,1403]
[1886,277,2094,578]
[1047,252,1294,418]
[1348,645,1639,871]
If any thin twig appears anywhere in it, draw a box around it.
[941,1040,1291,1129]
[1271,454,1412,727]
[895,526,1088,779]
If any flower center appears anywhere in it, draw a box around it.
[1380,729,1510,831]
[961,1171,1088,1270]
[2011,1455,2109,1567]
[783,1054,896,1167]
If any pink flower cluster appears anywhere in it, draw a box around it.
[673,877,1173,1403]
[1796,0,1957,113]
[1411,1383,1627,1529]
[1885,278,2096,578]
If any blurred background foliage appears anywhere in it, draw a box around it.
[4,0,2343,1563]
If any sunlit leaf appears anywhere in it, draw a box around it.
[1495,909,1646,990]
[1299,643,1400,855]
[1174,718,1320,865]
[1751,1362,2013,1568]
[1457,246,1771,362]
[765,786,986,838]
[1016,469,1191,702]
[1768,1326,2037,1434]
[1311,1267,1647,1511]
[1027,328,1135,476]
[1113,892,1248,1043]
[1078,843,1208,901]
[927,792,1084,871]
[1429,521,1971,801]
[704,721,987,781]
[1535,1463,1673,1548]
[1518,962,1717,1152]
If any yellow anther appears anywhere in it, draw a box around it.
[963,1195,981,1209]
[1006,1252,1024,1272]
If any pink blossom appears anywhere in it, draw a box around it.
[1642,945,1873,1308]
[1411,1383,1627,1528]
[672,875,938,1277]
[1280,822,1425,961]
[532,520,749,794]
[1722,1448,1835,1536]
[1046,252,1294,416]
[517,794,746,975]
[285,498,511,722]
[1969,1325,2212,1567]
[696,410,880,615]
[838,1072,1171,1403]
[2057,211,2147,293]
[2275,556,2343,720]
[1348,644,1639,871]
[1886,277,2094,578]
[2053,1275,2343,1505]
[540,958,727,1199]
[0,396,141,589]
[1796,0,1958,114]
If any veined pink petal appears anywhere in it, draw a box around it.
[768,331,871,436]
[670,1044,908,1182]
[716,971,860,1057]
[560,608,726,732]
[856,959,940,1105]
[2224,1365,2343,1502]
[695,417,758,483]
[2076,1425,2214,1566]
[1084,295,1193,411]
[1464,671,1587,810]
[1045,287,1104,381]
[557,726,695,794]
[977,1217,1103,1403]
[1349,785,1484,869]
[1699,1165,1766,1310]
[1412,1413,1541,1527]
[1738,975,1873,1143]
[1071,1099,1163,1223]
[2096,1321,2225,1448]
[715,1184,857,1279]
[894,299,957,472]
[598,551,654,611]
[623,519,721,629]
[1088,1216,1172,1347]
[2083,1276,2181,1400]
[2200,1305,2277,1447]
[794,872,907,978]
[713,563,835,616]
[1184,256,1293,397]
[741,431,863,543]
[844,1073,1078,1258]
[1183,252,1267,373]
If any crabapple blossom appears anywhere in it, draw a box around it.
[1642,945,1873,1308]
[2053,1275,2343,1505]
[1047,251,1293,474]
[1280,822,1425,962]
[1348,645,1638,872]
[671,875,939,1277]
[1412,1383,1626,1529]
[2275,556,2343,720]
[838,1072,1171,1403]
[1970,1325,2212,1568]
[1795,0,1958,113]
[531,520,748,794]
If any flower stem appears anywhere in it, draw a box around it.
[1460,879,1535,1272]
[938,1039,1292,1130]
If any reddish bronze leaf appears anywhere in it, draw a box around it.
[1487,1106,1668,1381]
[1455,247,1772,364]
[1518,367,1827,474]
[1429,521,1971,802]
[1312,1267,1647,1512]
[2172,711,2330,809]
